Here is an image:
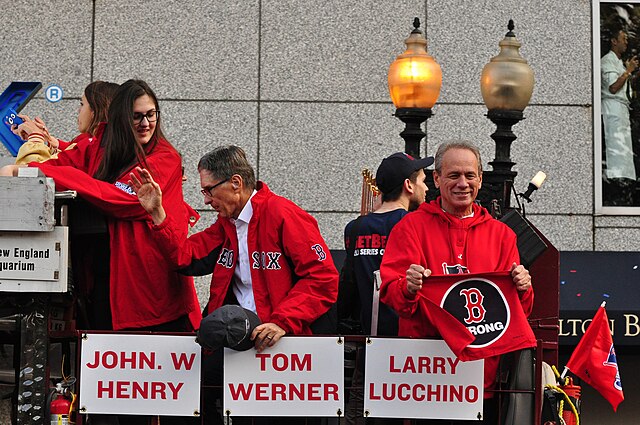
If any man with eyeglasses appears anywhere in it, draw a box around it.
[379,140,533,425]
[129,145,338,424]
[131,143,337,344]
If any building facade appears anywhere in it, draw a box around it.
[0,0,637,423]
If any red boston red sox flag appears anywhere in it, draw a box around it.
[417,272,536,361]
[566,303,624,411]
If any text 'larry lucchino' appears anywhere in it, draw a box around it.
[368,355,480,403]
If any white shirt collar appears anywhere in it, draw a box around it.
[235,190,258,224]
[442,208,475,219]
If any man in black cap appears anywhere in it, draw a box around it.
[340,152,432,425]
[341,152,432,337]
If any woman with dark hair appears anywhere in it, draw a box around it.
[12,80,120,163]
[80,80,121,137]
[2,80,201,334]
[94,79,167,183]
[1,80,201,425]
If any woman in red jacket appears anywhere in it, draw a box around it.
[12,80,120,163]
[1,80,201,425]
[1,80,201,333]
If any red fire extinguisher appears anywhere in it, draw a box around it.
[50,382,74,425]
[560,377,581,425]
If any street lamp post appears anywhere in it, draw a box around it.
[479,20,535,213]
[388,17,442,158]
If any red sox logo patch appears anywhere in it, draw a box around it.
[459,288,486,324]
[311,244,327,261]
[251,251,282,270]
[443,263,469,274]
[441,278,511,348]
[217,248,234,268]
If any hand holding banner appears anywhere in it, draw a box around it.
[417,272,537,361]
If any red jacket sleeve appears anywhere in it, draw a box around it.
[269,201,339,334]
[30,133,95,170]
[503,235,535,317]
[33,147,184,221]
[150,215,227,270]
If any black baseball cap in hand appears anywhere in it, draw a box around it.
[375,152,434,194]
[196,305,262,351]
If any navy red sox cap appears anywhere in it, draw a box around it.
[375,152,434,194]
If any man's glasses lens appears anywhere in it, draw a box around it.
[133,110,159,124]
[200,179,229,197]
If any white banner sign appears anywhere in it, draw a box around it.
[365,338,484,420]
[224,336,344,417]
[79,333,201,417]
[0,231,60,279]
[0,227,68,292]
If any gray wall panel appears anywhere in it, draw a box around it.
[260,0,425,101]
[161,100,258,208]
[0,1,93,99]
[427,0,592,106]
[595,215,640,227]
[427,104,593,215]
[314,211,357,251]
[526,214,593,251]
[258,101,402,212]
[93,0,260,100]
[595,228,640,251]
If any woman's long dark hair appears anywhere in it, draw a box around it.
[84,81,120,136]
[94,80,166,183]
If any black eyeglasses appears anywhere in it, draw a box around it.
[133,110,159,124]
[200,179,229,197]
